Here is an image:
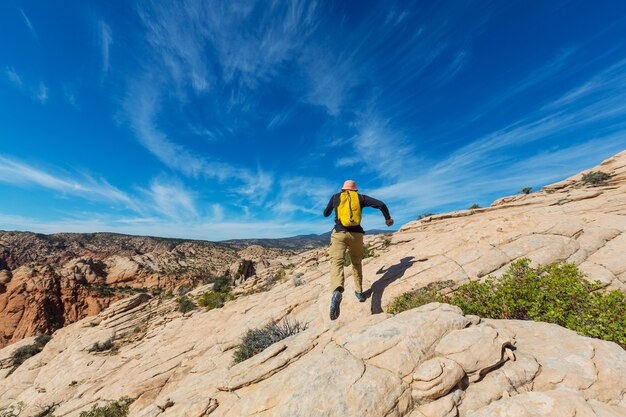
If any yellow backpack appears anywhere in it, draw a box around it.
[337,191,361,227]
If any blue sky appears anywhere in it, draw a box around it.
[1,1,626,240]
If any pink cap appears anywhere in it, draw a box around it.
[341,180,358,191]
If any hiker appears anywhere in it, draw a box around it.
[323,180,394,320]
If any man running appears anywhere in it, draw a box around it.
[323,180,394,320]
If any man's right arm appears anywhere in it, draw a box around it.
[323,195,335,217]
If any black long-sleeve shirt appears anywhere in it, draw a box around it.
[323,193,391,233]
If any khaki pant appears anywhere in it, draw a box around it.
[329,230,364,293]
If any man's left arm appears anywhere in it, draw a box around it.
[360,194,391,221]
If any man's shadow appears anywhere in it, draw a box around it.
[364,256,419,314]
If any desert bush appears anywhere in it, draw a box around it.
[176,285,193,296]
[197,290,234,311]
[212,276,231,293]
[343,252,351,266]
[448,259,626,347]
[89,337,114,353]
[468,203,481,209]
[581,171,611,186]
[34,334,52,347]
[232,319,309,364]
[343,246,372,266]
[176,295,196,313]
[0,402,24,417]
[292,272,304,287]
[90,285,115,297]
[274,268,287,282]
[521,187,532,194]
[417,212,436,220]
[382,238,391,248]
[387,281,454,314]
[79,397,133,417]
[12,333,52,367]
[386,259,626,347]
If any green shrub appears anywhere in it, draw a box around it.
[163,289,174,298]
[581,171,611,186]
[292,272,304,287]
[90,285,115,297]
[274,268,287,282]
[343,252,351,266]
[232,319,309,364]
[417,212,436,220]
[89,338,114,353]
[387,281,454,314]
[382,238,391,247]
[198,291,234,311]
[176,295,196,313]
[11,333,52,367]
[521,187,532,194]
[12,345,41,367]
[388,259,626,348]
[79,397,133,417]
[34,334,52,347]
[0,402,24,417]
[468,203,481,209]
[212,276,231,293]
[448,259,625,348]
[177,285,193,296]
[363,244,373,259]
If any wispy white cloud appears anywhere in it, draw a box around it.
[271,176,335,216]
[123,79,275,201]
[338,114,421,181]
[145,177,198,220]
[37,82,48,104]
[19,9,38,41]
[435,50,468,85]
[99,21,113,75]
[0,212,330,241]
[0,155,135,207]
[5,67,23,86]
[5,67,50,105]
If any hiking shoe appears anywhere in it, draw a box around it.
[330,290,343,320]
[355,291,366,302]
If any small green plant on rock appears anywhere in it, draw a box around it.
[521,187,532,194]
[11,334,52,368]
[292,272,304,287]
[468,203,481,209]
[581,171,611,186]
[363,244,373,259]
[417,213,436,220]
[176,295,196,313]
[78,397,134,417]
[232,318,309,364]
[387,281,454,314]
[198,291,234,311]
[0,402,24,417]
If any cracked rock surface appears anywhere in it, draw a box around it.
[0,151,625,416]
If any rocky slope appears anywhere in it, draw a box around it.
[0,232,296,348]
[0,150,625,416]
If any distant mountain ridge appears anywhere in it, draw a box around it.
[221,229,394,249]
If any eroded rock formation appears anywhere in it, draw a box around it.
[0,233,294,348]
